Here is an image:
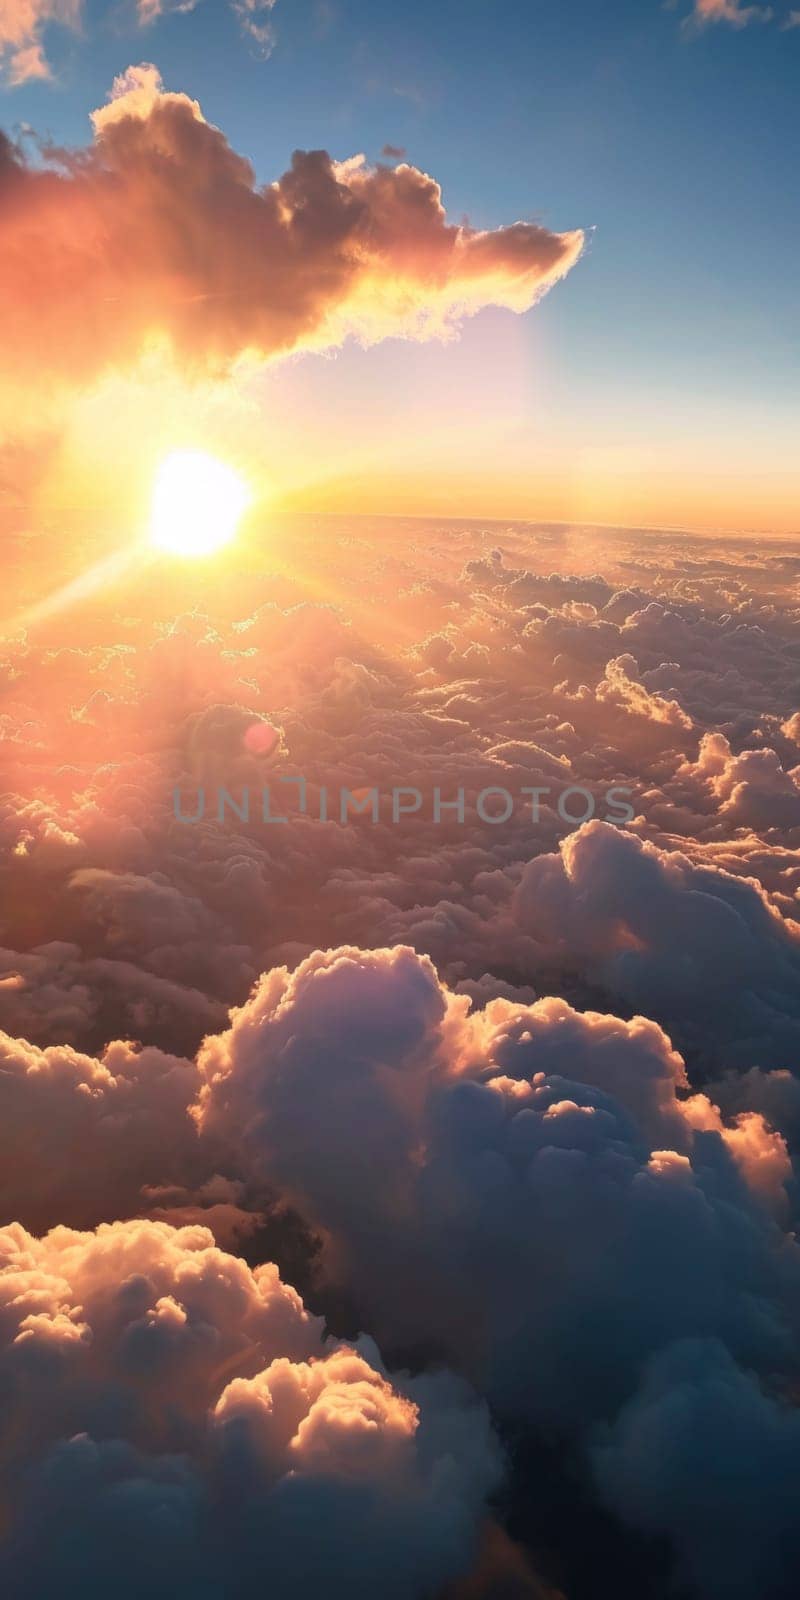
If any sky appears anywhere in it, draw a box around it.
[1,0,798,530]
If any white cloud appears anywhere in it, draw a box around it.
[231,0,279,56]
[136,0,201,26]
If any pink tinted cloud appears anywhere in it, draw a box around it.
[689,0,773,25]
[0,65,583,389]
[0,0,81,84]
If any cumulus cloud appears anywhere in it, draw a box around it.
[0,1029,201,1231]
[0,65,583,391]
[593,652,694,730]
[515,820,800,1072]
[182,937,800,1593]
[193,945,798,1427]
[0,1218,501,1597]
[681,732,800,832]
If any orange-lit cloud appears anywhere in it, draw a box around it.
[0,0,81,84]
[0,1216,501,1594]
[0,64,583,395]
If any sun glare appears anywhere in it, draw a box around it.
[150,450,251,558]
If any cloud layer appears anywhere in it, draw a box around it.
[1,492,799,1594]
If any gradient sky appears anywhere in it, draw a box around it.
[2,0,798,531]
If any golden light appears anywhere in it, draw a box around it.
[149,450,251,558]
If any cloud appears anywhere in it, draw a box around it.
[514,820,800,1072]
[687,0,773,25]
[0,66,583,392]
[593,653,694,730]
[0,1029,202,1231]
[593,1338,800,1599]
[0,939,229,1055]
[0,1217,501,1597]
[193,943,797,1400]
[89,59,204,130]
[2,0,280,76]
[2,524,798,1087]
[0,0,81,84]
[137,0,201,24]
[182,938,800,1594]
[3,515,800,1594]
[232,0,278,56]
[680,732,800,832]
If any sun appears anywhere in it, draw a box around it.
[150,450,251,558]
